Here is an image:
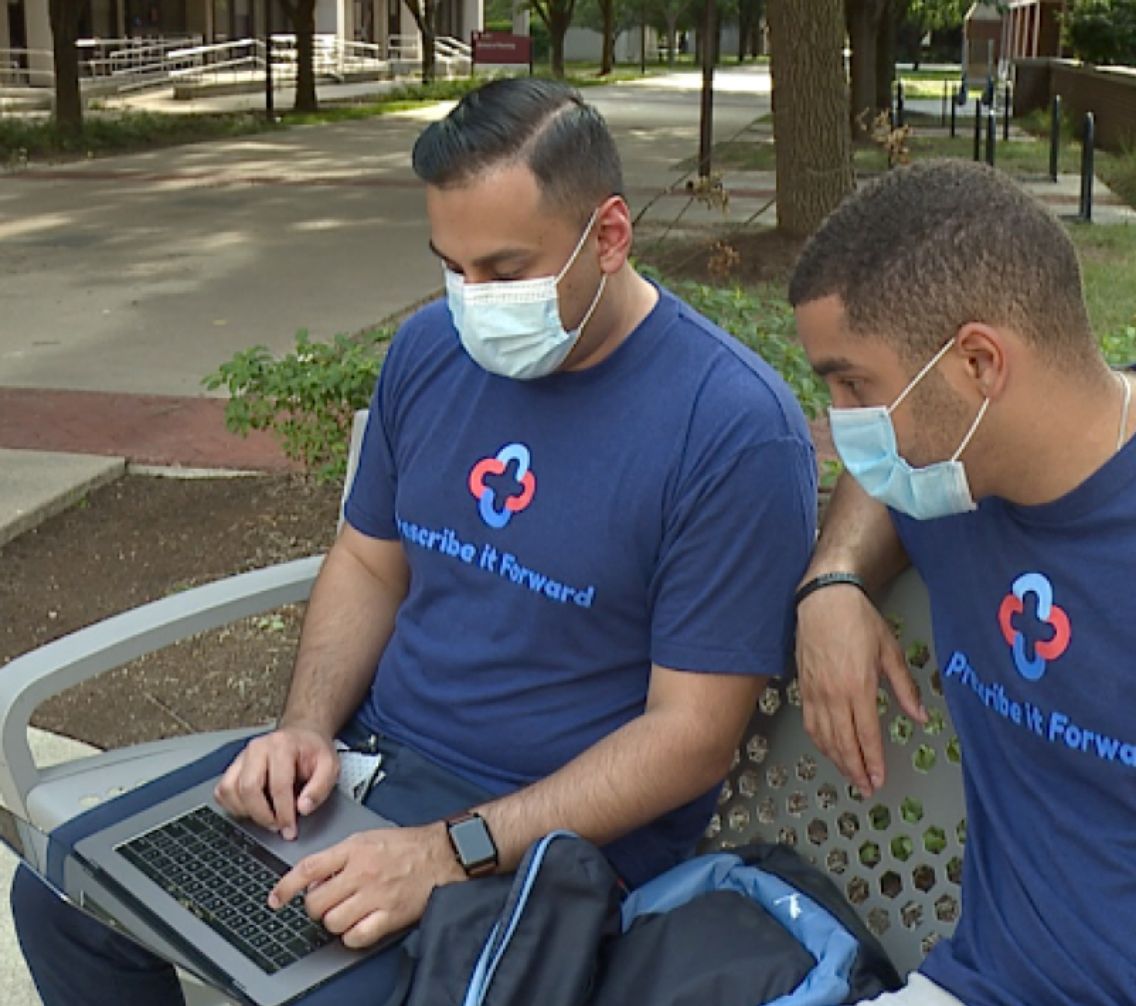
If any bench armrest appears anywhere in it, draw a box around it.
[0,555,323,817]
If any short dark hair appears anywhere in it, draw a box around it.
[788,160,1095,366]
[411,78,623,220]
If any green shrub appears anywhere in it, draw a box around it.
[1100,325,1136,365]
[202,328,391,481]
[203,277,828,481]
[1064,0,1136,65]
[0,111,276,165]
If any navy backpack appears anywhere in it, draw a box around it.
[387,832,901,1006]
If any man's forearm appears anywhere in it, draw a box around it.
[805,473,909,594]
[280,541,404,738]
[472,690,757,872]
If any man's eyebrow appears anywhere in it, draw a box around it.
[812,356,859,378]
[427,240,534,269]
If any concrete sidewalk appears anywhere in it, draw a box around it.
[0,64,780,558]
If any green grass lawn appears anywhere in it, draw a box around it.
[1073,226,1136,358]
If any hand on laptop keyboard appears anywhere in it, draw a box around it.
[215,726,341,841]
[268,821,468,949]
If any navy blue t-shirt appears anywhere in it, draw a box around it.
[893,436,1136,1005]
[343,285,816,888]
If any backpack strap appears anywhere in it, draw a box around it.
[619,853,860,1006]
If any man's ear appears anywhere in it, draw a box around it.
[954,322,1010,401]
[595,195,633,274]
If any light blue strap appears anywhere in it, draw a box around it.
[461,830,578,1006]
[620,853,858,1006]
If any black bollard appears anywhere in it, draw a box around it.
[264,33,274,120]
[1003,81,1012,142]
[986,108,997,166]
[950,88,959,138]
[896,79,905,129]
[1080,112,1096,223]
[1049,94,1062,183]
[973,98,982,162]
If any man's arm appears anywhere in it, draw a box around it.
[795,473,924,796]
[215,525,409,838]
[279,526,409,737]
[270,666,766,947]
[475,665,765,868]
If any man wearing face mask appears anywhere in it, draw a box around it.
[13,78,818,1005]
[792,159,1135,1006]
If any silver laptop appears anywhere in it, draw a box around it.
[3,778,399,1006]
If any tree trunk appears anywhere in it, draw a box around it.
[291,0,319,112]
[600,0,615,74]
[768,0,854,238]
[48,0,82,135]
[666,14,678,65]
[875,0,897,119]
[401,0,437,83]
[421,25,436,83]
[738,4,750,61]
[549,7,569,77]
[845,0,885,137]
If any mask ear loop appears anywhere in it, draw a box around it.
[950,395,990,462]
[571,273,607,337]
[555,208,601,284]
[887,339,957,415]
[558,207,606,337]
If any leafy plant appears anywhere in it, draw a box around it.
[203,328,391,482]
[1100,325,1136,366]
[1064,0,1136,65]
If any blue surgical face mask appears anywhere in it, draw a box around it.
[444,210,606,380]
[828,340,990,520]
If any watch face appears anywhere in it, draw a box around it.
[450,817,496,867]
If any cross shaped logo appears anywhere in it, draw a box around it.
[468,443,537,530]
[997,572,1072,681]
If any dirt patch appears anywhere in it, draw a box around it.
[636,224,806,288]
[0,474,340,750]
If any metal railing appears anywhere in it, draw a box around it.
[0,47,54,87]
[2,31,477,95]
[386,33,472,76]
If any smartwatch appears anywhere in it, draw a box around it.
[445,811,498,878]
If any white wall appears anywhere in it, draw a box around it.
[563,25,658,63]
[26,0,52,82]
[316,0,338,36]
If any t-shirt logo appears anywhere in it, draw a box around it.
[997,572,1072,682]
[468,443,537,530]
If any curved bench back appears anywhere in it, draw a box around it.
[701,568,966,976]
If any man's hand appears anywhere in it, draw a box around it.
[214,726,340,841]
[268,824,466,948]
[796,585,926,796]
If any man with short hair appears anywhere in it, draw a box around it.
[791,159,1135,1005]
[13,78,817,1004]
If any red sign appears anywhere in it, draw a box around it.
[471,31,532,66]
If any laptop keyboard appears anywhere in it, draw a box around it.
[116,805,333,975]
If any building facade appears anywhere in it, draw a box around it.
[2,0,482,82]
